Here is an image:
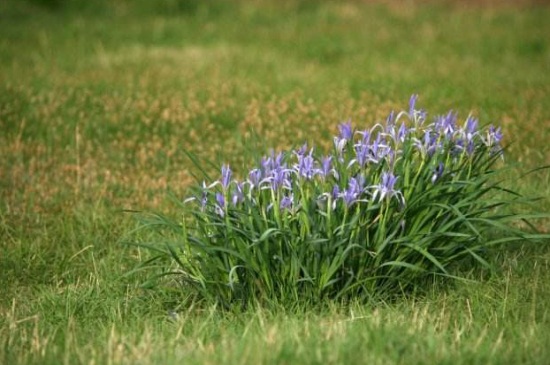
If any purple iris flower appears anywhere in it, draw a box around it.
[348,130,371,168]
[215,192,225,217]
[456,116,479,155]
[435,111,457,138]
[414,130,439,157]
[261,156,273,176]
[338,120,353,141]
[274,151,285,169]
[397,122,408,143]
[425,131,439,156]
[280,194,294,211]
[261,151,285,177]
[340,189,356,207]
[334,121,353,159]
[333,136,347,158]
[409,94,418,116]
[295,150,317,180]
[232,182,245,206]
[320,155,334,179]
[332,185,340,200]
[248,168,262,189]
[340,177,365,207]
[386,122,408,145]
[386,110,395,126]
[465,116,478,136]
[221,164,232,190]
[486,125,503,147]
[369,134,389,163]
[354,142,369,168]
[270,166,291,191]
[386,150,397,169]
[372,172,403,205]
[216,192,225,207]
[295,142,308,157]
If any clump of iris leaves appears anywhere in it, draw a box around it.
[131,96,548,308]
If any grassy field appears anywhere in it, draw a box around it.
[1,0,550,363]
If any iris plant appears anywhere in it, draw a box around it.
[134,96,549,308]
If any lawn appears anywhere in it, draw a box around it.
[1,0,549,364]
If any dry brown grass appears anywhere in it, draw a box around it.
[2,74,548,217]
[1,0,548,218]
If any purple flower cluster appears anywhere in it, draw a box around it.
[190,97,504,218]
[371,172,404,206]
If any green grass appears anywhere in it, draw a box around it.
[1,0,549,363]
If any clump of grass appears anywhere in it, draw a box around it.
[131,96,548,308]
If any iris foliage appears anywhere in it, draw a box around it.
[133,96,547,307]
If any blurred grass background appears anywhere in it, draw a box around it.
[1,0,549,363]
